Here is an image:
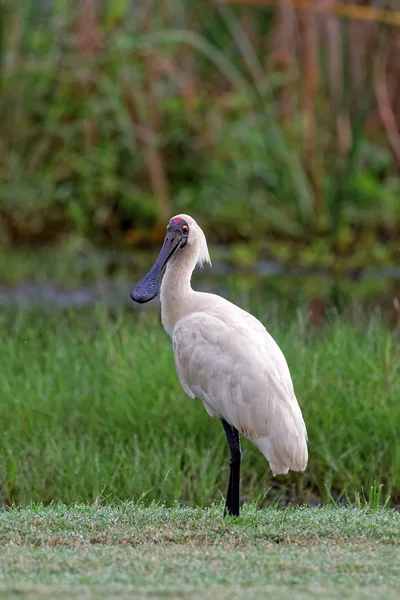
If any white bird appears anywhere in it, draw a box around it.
[131,214,308,517]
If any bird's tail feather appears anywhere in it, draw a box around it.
[253,435,308,477]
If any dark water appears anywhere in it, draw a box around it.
[1,256,399,324]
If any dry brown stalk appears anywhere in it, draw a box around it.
[222,0,400,27]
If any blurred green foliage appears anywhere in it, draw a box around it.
[0,0,399,267]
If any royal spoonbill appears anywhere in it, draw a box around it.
[130,214,308,517]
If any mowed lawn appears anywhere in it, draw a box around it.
[1,504,400,599]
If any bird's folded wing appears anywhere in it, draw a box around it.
[172,311,307,448]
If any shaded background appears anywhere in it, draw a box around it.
[0,0,399,307]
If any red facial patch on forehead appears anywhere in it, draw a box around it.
[168,217,187,228]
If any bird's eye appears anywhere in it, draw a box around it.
[182,225,188,232]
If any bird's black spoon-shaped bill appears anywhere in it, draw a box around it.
[130,230,183,303]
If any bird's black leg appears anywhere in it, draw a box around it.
[221,419,242,517]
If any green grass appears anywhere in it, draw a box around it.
[0,307,399,507]
[0,504,400,599]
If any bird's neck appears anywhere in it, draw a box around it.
[160,248,197,337]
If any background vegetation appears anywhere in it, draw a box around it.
[0,308,398,507]
[0,0,399,268]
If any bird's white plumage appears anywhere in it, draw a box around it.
[160,214,308,476]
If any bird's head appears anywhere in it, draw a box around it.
[130,214,211,303]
